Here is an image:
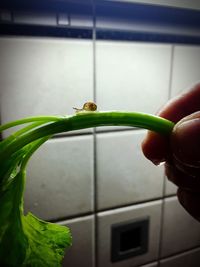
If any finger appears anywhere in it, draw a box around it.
[171,111,200,166]
[165,163,200,192]
[177,188,200,222]
[141,132,170,165]
[142,83,200,164]
[158,83,200,122]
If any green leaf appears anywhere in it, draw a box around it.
[0,170,28,266]
[0,142,72,267]
[22,212,71,267]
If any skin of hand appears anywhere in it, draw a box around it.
[142,83,200,221]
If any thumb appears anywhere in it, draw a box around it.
[171,111,200,169]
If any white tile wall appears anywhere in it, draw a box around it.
[96,130,164,210]
[104,0,200,10]
[96,41,171,131]
[13,11,57,26]
[1,30,200,267]
[61,215,95,267]
[58,13,70,26]
[25,135,94,220]
[97,200,162,267]
[0,37,93,136]
[96,17,199,37]
[70,14,93,27]
[161,196,200,257]
[160,247,200,267]
[171,45,200,97]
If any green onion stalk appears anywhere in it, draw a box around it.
[0,110,174,267]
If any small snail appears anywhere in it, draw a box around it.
[73,101,97,113]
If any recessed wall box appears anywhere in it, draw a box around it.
[111,217,149,262]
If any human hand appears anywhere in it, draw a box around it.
[142,83,200,221]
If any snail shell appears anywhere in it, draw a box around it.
[73,101,97,113]
[83,102,97,111]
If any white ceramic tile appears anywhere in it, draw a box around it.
[161,196,200,257]
[61,215,95,267]
[13,11,57,26]
[58,13,70,26]
[96,130,164,210]
[104,0,200,10]
[0,37,93,136]
[70,14,93,27]
[164,177,177,196]
[96,16,200,37]
[97,200,162,267]
[24,135,94,220]
[160,247,200,267]
[96,41,171,131]
[171,45,200,97]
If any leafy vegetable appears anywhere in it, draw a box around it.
[0,111,174,266]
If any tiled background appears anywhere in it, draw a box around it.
[1,2,200,267]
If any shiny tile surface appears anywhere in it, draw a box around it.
[161,196,200,257]
[0,37,93,136]
[171,45,200,97]
[96,41,171,131]
[97,200,162,267]
[160,247,200,267]
[61,215,95,267]
[96,130,164,210]
[25,136,94,220]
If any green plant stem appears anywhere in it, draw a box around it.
[0,111,175,161]
[0,121,48,150]
[18,137,51,213]
[0,116,63,133]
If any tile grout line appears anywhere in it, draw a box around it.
[157,44,175,266]
[92,1,98,267]
[159,245,200,262]
[93,196,176,214]
[50,195,177,223]
[157,174,166,267]
[168,45,175,100]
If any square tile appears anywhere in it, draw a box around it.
[61,215,95,267]
[97,200,162,267]
[161,196,200,257]
[96,41,171,131]
[13,11,57,26]
[171,45,200,97]
[24,135,94,220]
[164,177,177,196]
[101,0,200,10]
[96,130,164,210]
[160,247,200,267]
[70,13,93,27]
[58,13,70,26]
[0,37,93,136]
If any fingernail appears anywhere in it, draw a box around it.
[152,159,165,166]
